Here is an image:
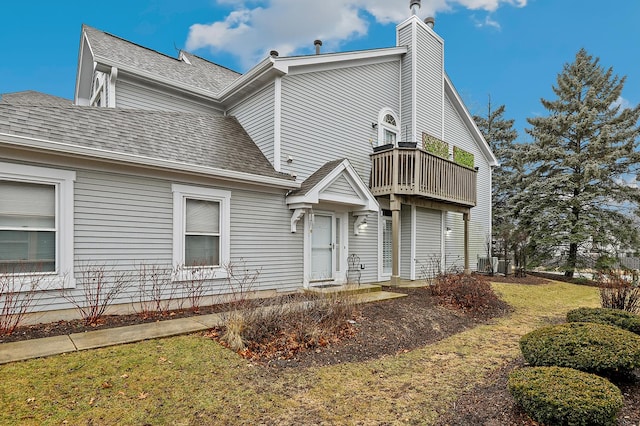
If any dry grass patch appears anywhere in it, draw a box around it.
[0,281,600,425]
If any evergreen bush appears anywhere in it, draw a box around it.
[508,366,623,426]
[567,307,640,335]
[519,322,640,376]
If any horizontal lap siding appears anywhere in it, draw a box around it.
[24,168,302,313]
[116,79,222,114]
[401,205,412,279]
[228,83,275,166]
[398,25,413,141]
[281,61,400,182]
[415,207,442,277]
[416,25,444,139]
[230,190,302,293]
[348,213,378,283]
[444,94,491,269]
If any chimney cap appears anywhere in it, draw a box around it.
[270,50,279,57]
[424,17,435,28]
[314,39,323,46]
[410,0,421,13]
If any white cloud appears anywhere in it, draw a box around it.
[472,14,501,29]
[612,96,633,111]
[186,0,528,69]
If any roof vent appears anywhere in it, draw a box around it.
[270,50,279,58]
[314,39,322,55]
[410,0,421,15]
[424,17,435,28]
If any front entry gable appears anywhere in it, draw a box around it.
[286,159,378,232]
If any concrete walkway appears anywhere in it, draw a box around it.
[0,289,408,365]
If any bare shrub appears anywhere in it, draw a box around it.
[418,254,444,285]
[62,263,128,326]
[0,268,43,335]
[177,264,210,312]
[214,262,357,359]
[135,263,177,318]
[429,272,502,314]
[598,272,640,313]
[218,292,357,359]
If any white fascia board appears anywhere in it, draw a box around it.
[274,47,407,75]
[286,159,379,211]
[218,58,283,103]
[0,133,299,190]
[74,33,94,106]
[444,74,499,167]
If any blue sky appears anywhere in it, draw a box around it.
[1,0,638,141]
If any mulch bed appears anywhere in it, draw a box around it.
[2,281,639,424]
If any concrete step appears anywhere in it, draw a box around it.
[350,290,408,304]
[305,283,382,297]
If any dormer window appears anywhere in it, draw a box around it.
[377,109,400,147]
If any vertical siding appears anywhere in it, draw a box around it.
[280,61,400,182]
[116,79,223,114]
[415,207,442,278]
[401,204,412,279]
[228,83,276,166]
[443,93,492,269]
[415,23,444,139]
[348,212,378,283]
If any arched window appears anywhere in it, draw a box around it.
[377,109,400,147]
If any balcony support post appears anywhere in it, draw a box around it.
[390,194,401,286]
[463,211,471,275]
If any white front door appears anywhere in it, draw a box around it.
[311,214,333,281]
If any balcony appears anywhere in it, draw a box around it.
[370,145,477,207]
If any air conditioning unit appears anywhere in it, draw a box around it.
[478,257,498,273]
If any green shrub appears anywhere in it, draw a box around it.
[520,322,640,376]
[567,307,640,335]
[508,366,623,426]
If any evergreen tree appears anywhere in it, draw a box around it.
[520,48,640,277]
[474,98,519,268]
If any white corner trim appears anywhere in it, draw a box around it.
[274,77,282,172]
[109,66,118,108]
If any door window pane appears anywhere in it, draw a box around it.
[383,218,392,274]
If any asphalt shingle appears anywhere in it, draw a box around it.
[0,102,292,182]
[83,26,241,95]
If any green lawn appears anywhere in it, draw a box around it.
[0,281,599,425]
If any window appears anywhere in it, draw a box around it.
[172,184,230,278]
[0,162,75,289]
[377,109,400,147]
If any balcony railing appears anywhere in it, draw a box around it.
[370,146,477,207]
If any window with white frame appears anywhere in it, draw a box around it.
[172,184,230,277]
[377,109,400,147]
[0,162,75,289]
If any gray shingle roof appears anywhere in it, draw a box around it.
[83,25,241,95]
[289,159,346,196]
[0,91,72,106]
[0,102,292,182]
